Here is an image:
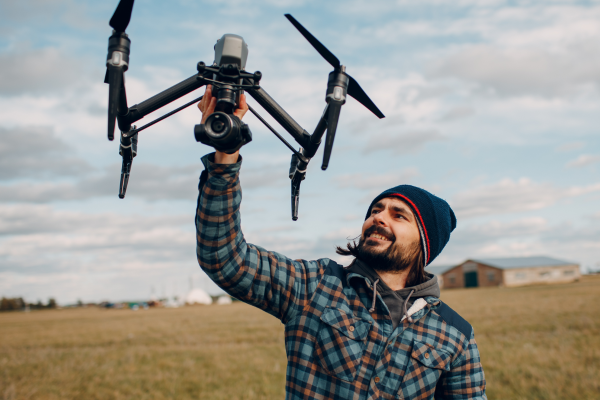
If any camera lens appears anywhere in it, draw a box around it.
[211,119,225,133]
[205,112,236,144]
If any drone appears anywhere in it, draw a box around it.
[105,0,385,220]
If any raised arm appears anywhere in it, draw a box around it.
[195,153,329,323]
[195,86,327,323]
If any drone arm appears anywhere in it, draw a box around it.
[121,73,207,128]
[113,72,205,199]
[302,103,329,158]
[245,84,311,149]
[116,73,130,133]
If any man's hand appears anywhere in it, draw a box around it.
[197,85,248,164]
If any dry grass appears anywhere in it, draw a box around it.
[443,275,600,400]
[1,276,599,400]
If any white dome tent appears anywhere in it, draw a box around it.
[185,288,212,305]
[216,295,232,305]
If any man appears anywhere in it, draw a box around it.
[196,86,486,399]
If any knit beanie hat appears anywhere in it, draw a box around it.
[365,185,457,266]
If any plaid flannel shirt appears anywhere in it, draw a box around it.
[196,154,486,400]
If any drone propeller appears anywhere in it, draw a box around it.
[321,101,342,170]
[285,14,384,170]
[109,0,135,32]
[284,14,340,70]
[284,14,384,119]
[105,0,134,141]
[347,75,384,119]
[107,66,123,141]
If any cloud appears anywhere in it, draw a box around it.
[0,46,89,96]
[0,204,193,272]
[0,204,188,236]
[335,169,420,190]
[0,1,60,19]
[0,1,91,26]
[0,163,193,203]
[0,160,288,203]
[437,106,474,122]
[0,202,205,303]
[451,217,548,245]
[240,165,289,189]
[0,181,102,203]
[556,142,585,152]
[430,42,600,98]
[451,178,600,218]
[420,4,600,99]
[363,130,444,154]
[0,126,92,180]
[566,154,600,168]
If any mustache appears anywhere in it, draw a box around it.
[363,225,396,242]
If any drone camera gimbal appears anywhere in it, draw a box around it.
[105,0,385,218]
[193,34,255,154]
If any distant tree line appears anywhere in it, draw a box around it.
[0,297,57,311]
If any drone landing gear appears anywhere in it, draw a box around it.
[118,128,137,199]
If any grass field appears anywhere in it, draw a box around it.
[1,276,599,400]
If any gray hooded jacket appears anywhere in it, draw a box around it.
[346,258,440,329]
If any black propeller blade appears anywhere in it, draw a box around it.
[284,14,385,120]
[284,14,340,69]
[322,102,342,170]
[347,75,384,119]
[110,0,135,32]
[107,66,123,141]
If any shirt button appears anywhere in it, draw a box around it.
[424,353,430,359]
[349,326,355,332]
[374,377,380,383]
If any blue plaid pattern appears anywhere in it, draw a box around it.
[196,154,486,400]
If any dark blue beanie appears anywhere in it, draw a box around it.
[365,185,457,266]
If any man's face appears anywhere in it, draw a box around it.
[358,197,422,273]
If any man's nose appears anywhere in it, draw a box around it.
[372,211,388,225]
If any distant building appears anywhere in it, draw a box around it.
[441,256,580,289]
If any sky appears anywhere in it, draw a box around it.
[1,0,599,304]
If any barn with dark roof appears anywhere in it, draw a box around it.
[439,256,580,289]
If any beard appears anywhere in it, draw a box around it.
[357,225,421,274]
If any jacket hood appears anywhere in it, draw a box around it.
[346,259,440,328]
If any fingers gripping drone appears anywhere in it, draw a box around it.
[104,0,385,219]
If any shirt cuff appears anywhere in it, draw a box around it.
[200,152,242,186]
